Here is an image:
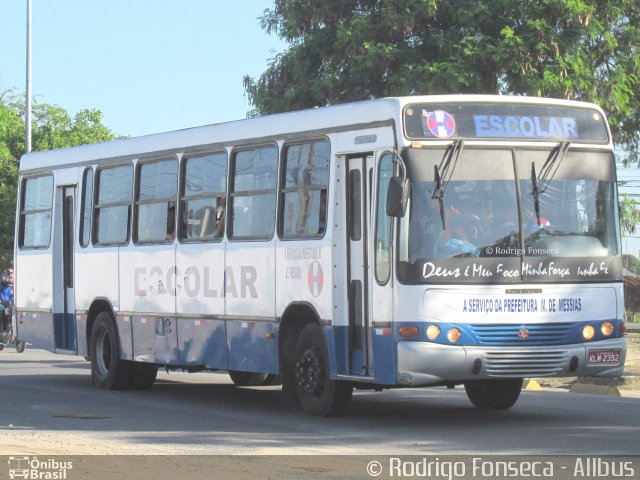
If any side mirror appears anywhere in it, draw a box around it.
[386,176,410,217]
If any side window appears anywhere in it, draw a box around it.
[135,159,178,244]
[94,164,133,245]
[180,152,227,242]
[279,140,330,239]
[229,145,278,240]
[349,169,362,241]
[19,174,54,249]
[375,154,394,283]
[79,168,94,247]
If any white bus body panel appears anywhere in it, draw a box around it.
[75,247,120,311]
[15,250,53,348]
[175,243,226,316]
[275,242,333,320]
[120,244,176,315]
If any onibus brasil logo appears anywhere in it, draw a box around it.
[8,457,73,480]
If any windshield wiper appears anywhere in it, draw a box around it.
[531,141,570,226]
[431,139,464,229]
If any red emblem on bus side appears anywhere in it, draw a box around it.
[308,261,324,297]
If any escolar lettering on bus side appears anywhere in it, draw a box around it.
[134,265,258,298]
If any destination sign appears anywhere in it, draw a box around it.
[404,103,609,143]
[474,114,577,139]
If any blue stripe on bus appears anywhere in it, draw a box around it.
[393,319,625,346]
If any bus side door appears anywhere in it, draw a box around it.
[52,185,77,353]
[345,154,374,376]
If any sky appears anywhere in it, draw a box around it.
[0,0,287,137]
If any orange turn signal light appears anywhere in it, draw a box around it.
[447,328,462,343]
[601,322,614,336]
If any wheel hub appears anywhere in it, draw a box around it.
[95,329,112,376]
[296,347,325,396]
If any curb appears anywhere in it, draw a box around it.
[626,323,640,333]
[526,380,625,396]
[569,383,621,396]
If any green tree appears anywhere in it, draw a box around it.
[622,253,640,274]
[619,194,640,237]
[245,0,639,161]
[0,89,120,266]
[0,96,22,268]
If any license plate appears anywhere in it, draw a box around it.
[587,349,621,365]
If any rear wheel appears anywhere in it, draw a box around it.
[90,312,133,390]
[464,379,523,409]
[15,340,26,353]
[294,323,352,416]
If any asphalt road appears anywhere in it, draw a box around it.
[1,347,639,455]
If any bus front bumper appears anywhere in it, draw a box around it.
[396,337,627,387]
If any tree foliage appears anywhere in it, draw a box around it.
[0,89,119,266]
[619,194,640,236]
[623,253,640,274]
[245,0,640,162]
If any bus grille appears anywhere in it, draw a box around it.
[483,350,569,377]
[468,323,576,346]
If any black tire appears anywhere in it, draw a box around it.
[90,311,134,390]
[229,370,274,386]
[15,340,26,353]
[0,342,4,351]
[130,362,158,389]
[464,379,523,410]
[294,323,352,416]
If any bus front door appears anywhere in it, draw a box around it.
[346,154,373,376]
[52,185,77,353]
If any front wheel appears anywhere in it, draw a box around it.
[464,379,523,409]
[90,312,133,390]
[294,323,352,417]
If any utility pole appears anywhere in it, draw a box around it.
[25,0,32,154]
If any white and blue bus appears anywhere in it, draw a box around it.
[14,95,627,416]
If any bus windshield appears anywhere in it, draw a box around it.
[397,147,621,284]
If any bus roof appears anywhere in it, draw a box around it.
[19,95,606,173]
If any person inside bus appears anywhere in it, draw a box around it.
[438,189,482,257]
[0,266,14,335]
[409,188,442,261]
[214,196,225,238]
[440,212,481,257]
[166,202,176,242]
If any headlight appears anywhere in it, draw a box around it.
[426,325,441,340]
[582,325,595,340]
